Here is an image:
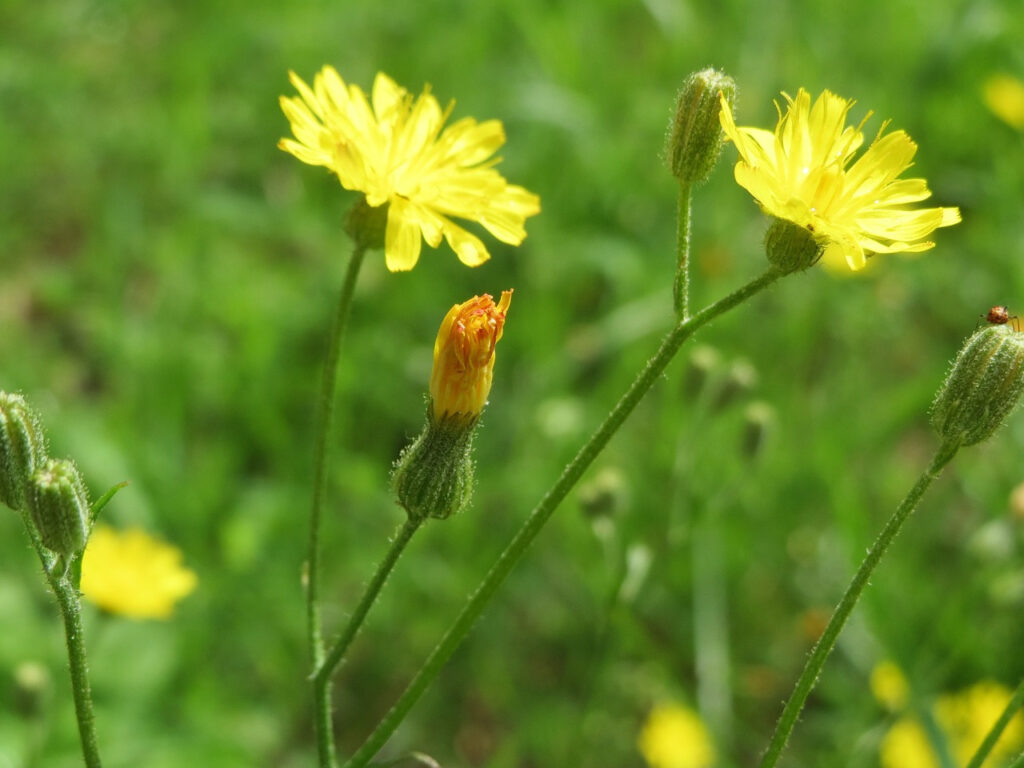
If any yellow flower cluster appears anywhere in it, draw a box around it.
[880,681,1024,768]
[279,68,540,272]
[719,88,960,271]
[80,526,197,619]
[638,703,715,768]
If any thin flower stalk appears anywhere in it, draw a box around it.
[757,440,960,768]
[308,242,368,768]
[342,267,782,768]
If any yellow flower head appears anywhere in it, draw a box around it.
[80,526,198,619]
[429,291,512,420]
[638,703,715,768]
[719,88,960,271]
[871,660,911,712]
[982,73,1024,131]
[279,67,541,272]
[880,681,1024,768]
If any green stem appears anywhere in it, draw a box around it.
[342,267,782,768]
[52,576,102,768]
[1008,749,1024,768]
[672,183,693,321]
[309,242,368,768]
[757,440,961,768]
[314,518,422,726]
[964,678,1024,768]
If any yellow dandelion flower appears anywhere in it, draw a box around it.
[719,88,960,271]
[279,67,541,272]
[429,290,511,419]
[880,681,1024,768]
[80,526,197,619]
[982,74,1024,131]
[638,703,715,768]
[871,661,911,712]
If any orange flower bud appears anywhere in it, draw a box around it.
[429,291,512,419]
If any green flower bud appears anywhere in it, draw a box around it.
[0,392,47,512]
[666,69,737,185]
[344,196,388,251]
[578,466,628,521]
[931,324,1024,447]
[764,217,823,273]
[392,409,476,522]
[711,359,757,412]
[682,346,721,399]
[741,401,775,461]
[27,458,90,557]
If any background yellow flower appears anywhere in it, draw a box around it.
[880,681,1024,768]
[80,526,197,619]
[638,703,715,768]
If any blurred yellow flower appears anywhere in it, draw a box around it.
[81,526,197,619]
[871,661,910,711]
[638,703,715,768]
[719,88,960,272]
[880,681,1024,768]
[982,74,1024,131]
[279,67,541,272]
[430,290,511,419]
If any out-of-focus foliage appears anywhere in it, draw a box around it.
[1,0,1023,766]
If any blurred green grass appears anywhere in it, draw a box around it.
[2,0,1024,765]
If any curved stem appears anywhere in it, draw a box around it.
[672,183,693,321]
[314,518,422,724]
[757,440,961,768]
[309,242,368,768]
[965,678,1024,768]
[342,267,782,768]
[53,577,103,768]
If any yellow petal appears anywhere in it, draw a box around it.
[384,198,424,271]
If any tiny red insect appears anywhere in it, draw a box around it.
[987,305,1011,324]
[985,305,1020,331]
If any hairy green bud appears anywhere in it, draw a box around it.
[27,458,90,557]
[931,324,1024,447]
[0,392,47,512]
[666,69,737,185]
[392,408,477,522]
[764,217,823,274]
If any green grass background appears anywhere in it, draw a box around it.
[2,0,1024,765]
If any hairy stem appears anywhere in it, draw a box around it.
[309,243,368,768]
[757,440,960,768]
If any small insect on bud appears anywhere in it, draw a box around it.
[27,458,90,558]
[666,69,737,185]
[985,304,1020,331]
[764,217,824,274]
[931,324,1024,448]
[0,391,47,512]
[394,291,512,522]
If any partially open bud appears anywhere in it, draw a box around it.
[0,392,47,512]
[394,291,512,522]
[27,458,90,557]
[765,218,823,273]
[429,291,512,421]
[666,69,737,185]
[931,324,1024,447]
